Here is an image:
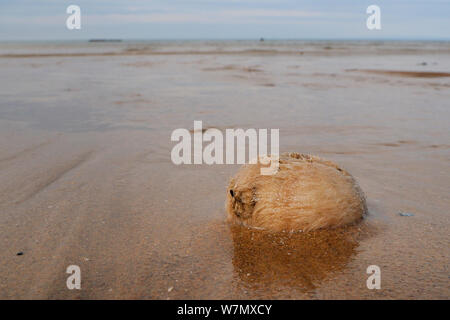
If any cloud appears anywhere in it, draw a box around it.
[0,8,324,26]
[0,15,63,25]
[86,9,324,24]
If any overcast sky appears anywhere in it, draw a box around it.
[0,0,449,40]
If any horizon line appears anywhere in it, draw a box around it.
[1,37,450,42]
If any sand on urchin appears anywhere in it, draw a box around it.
[226,152,367,232]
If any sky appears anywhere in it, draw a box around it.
[0,0,449,40]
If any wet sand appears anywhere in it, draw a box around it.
[0,40,449,299]
[348,69,450,78]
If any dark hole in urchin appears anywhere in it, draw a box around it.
[230,189,234,197]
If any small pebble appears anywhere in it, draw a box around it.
[399,212,414,217]
[16,252,23,256]
[168,286,173,293]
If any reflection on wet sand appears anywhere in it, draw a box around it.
[230,223,371,293]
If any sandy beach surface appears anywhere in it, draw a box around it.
[0,40,448,299]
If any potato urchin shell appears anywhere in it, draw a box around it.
[226,153,367,232]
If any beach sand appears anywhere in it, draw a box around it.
[0,40,448,299]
